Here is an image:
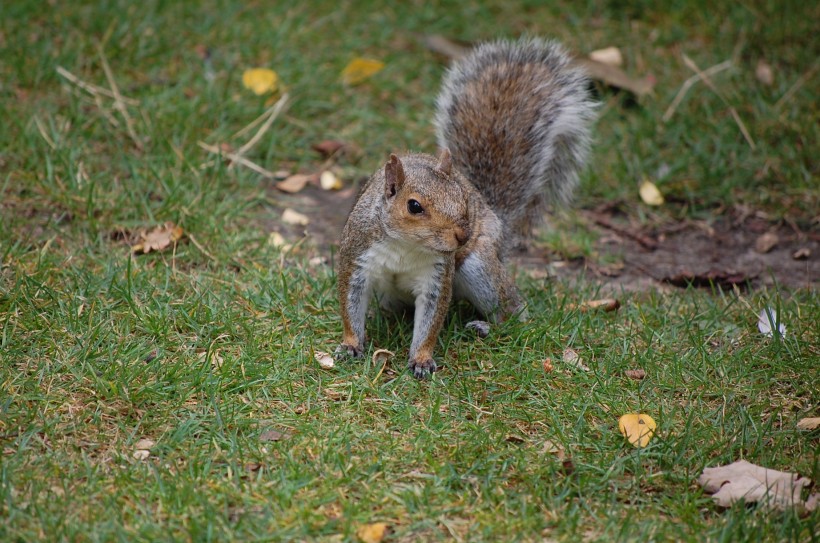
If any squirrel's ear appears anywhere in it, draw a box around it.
[384,154,405,198]
[436,148,452,176]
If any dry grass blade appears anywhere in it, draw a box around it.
[233,93,290,160]
[97,45,143,150]
[55,66,140,105]
[198,141,278,178]
[774,61,819,110]
[573,57,655,97]
[680,54,755,149]
[663,60,732,122]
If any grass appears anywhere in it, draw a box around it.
[1,0,818,541]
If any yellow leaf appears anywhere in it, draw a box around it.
[639,179,664,206]
[341,58,385,85]
[618,413,656,448]
[242,68,279,95]
[356,522,390,543]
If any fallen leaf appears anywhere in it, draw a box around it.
[618,413,656,447]
[792,247,811,260]
[320,170,343,191]
[341,58,385,85]
[542,358,554,372]
[573,57,655,97]
[131,222,184,254]
[281,208,309,226]
[624,369,646,380]
[589,46,623,67]
[315,350,336,369]
[754,232,779,253]
[134,439,155,451]
[639,179,665,206]
[757,307,786,338]
[371,349,394,365]
[312,140,347,157]
[242,68,279,95]
[268,231,289,249]
[570,298,621,312]
[259,429,289,442]
[539,439,564,456]
[698,460,814,510]
[356,522,390,543]
[755,60,774,86]
[276,174,311,194]
[562,348,590,372]
[133,449,150,460]
[796,417,820,431]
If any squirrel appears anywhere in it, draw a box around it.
[335,38,597,379]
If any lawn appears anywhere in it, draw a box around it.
[1,1,818,541]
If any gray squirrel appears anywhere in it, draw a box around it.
[336,38,597,378]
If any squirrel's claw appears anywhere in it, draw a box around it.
[409,357,437,379]
[335,343,363,359]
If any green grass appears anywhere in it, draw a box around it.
[1,1,818,541]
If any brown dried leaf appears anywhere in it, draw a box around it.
[625,369,646,380]
[131,222,184,254]
[792,247,811,260]
[312,140,346,157]
[698,460,814,510]
[562,348,589,372]
[570,298,621,312]
[259,429,289,442]
[315,350,335,369]
[574,57,655,97]
[133,449,150,460]
[754,232,779,253]
[276,174,311,194]
[796,417,820,431]
[134,439,155,451]
[542,358,554,372]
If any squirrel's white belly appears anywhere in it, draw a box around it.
[362,239,445,308]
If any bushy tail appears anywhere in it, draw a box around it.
[435,38,597,240]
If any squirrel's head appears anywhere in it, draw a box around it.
[381,150,472,254]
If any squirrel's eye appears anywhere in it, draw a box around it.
[407,199,424,215]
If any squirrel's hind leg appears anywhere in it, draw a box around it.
[454,252,527,323]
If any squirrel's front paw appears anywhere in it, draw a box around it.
[408,357,437,379]
[335,343,363,359]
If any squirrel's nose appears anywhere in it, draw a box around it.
[454,226,471,245]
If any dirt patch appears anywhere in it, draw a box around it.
[267,184,818,292]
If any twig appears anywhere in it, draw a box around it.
[55,66,140,105]
[33,115,56,149]
[663,60,732,122]
[188,233,218,262]
[97,45,143,150]
[681,54,756,150]
[197,141,277,178]
[588,212,658,251]
[774,61,819,110]
[232,93,290,160]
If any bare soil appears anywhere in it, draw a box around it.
[269,184,818,292]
